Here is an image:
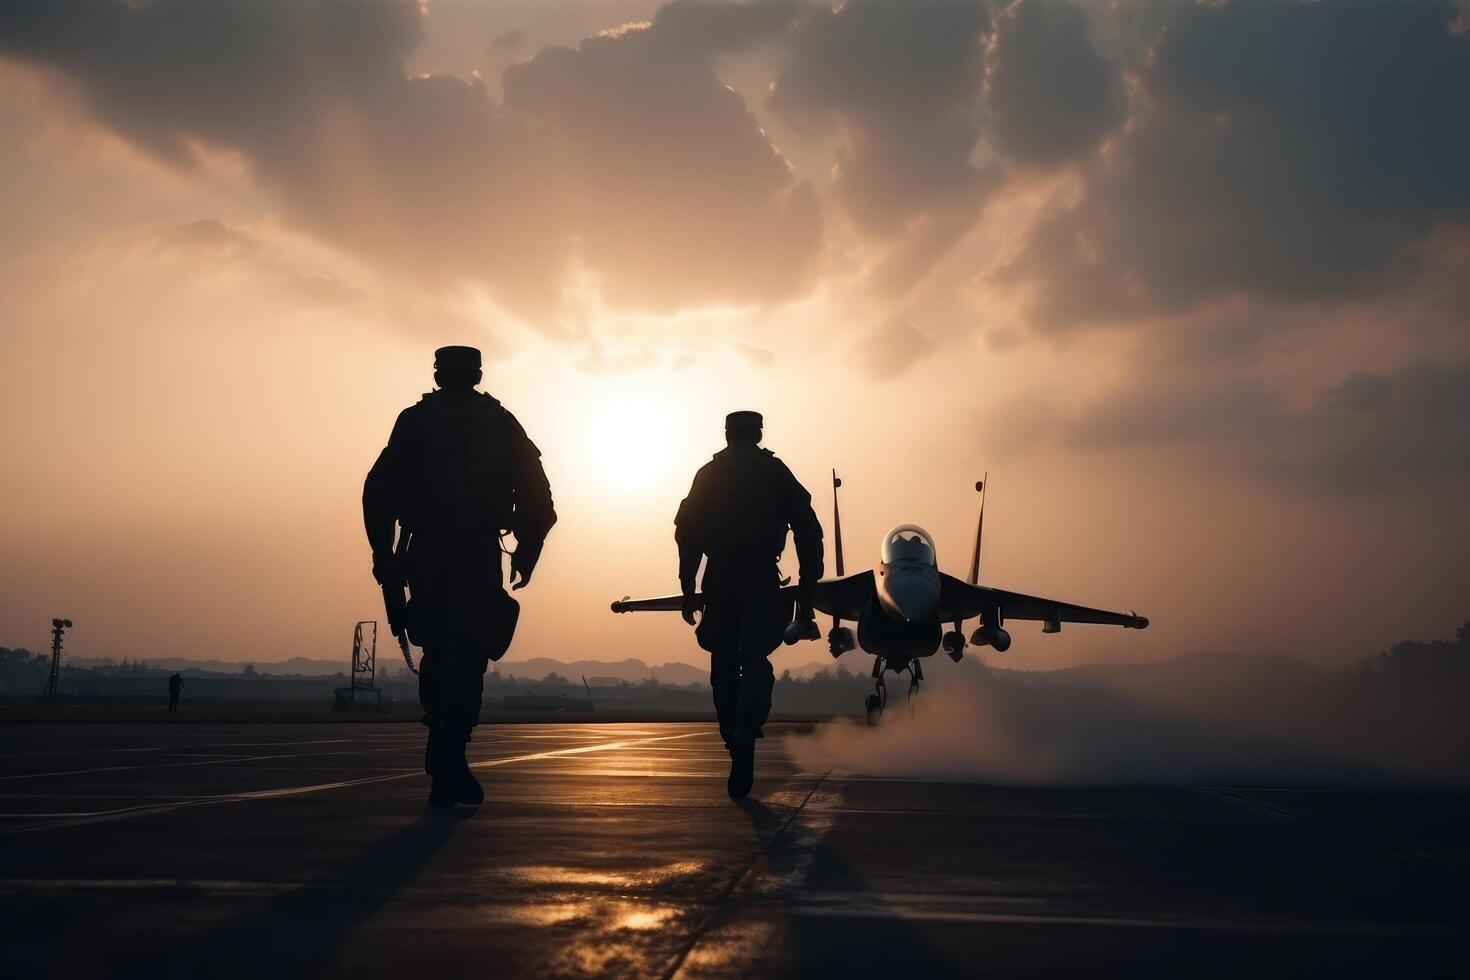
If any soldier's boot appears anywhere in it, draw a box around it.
[429,726,483,807]
[452,727,484,806]
[727,735,756,800]
[427,725,460,807]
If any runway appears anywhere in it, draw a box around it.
[1,721,1467,977]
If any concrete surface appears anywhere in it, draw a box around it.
[1,722,1467,977]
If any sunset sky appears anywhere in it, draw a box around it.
[2,0,1468,673]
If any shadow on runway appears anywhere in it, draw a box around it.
[736,797,960,978]
[139,807,474,978]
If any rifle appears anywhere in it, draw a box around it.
[380,532,418,675]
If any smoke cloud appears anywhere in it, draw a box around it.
[787,650,1470,785]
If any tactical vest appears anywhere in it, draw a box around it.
[689,448,792,567]
[396,390,517,537]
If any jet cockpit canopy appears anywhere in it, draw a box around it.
[881,524,937,566]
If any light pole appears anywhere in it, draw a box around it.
[43,618,73,698]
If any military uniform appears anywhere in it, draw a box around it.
[675,431,823,753]
[363,347,554,804]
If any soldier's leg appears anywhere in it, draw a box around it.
[441,641,490,731]
[429,564,508,806]
[417,644,447,724]
[697,597,743,749]
[734,590,787,742]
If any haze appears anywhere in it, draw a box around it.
[2,0,1468,673]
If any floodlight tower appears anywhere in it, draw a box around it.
[43,618,73,697]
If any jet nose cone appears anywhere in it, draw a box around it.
[887,574,939,623]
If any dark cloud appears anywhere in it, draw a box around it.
[1018,359,1470,492]
[1001,0,1470,327]
[1311,362,1470,486]
[766,0,1123,296]
[491,30,526,51]
[502,5,820,312]
[4,0,1462,352]
[769,0,994,291]
[982,0,1122,166]
[0,0,418,166]
[651,0,800,53]
[0,0,819,317]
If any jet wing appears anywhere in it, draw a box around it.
[612,572,873,619]
[938,573,1148,630]
[609,593,700,613]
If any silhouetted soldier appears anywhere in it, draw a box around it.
[676,411,823,798]
[167,672,183,712]
[363,346,556,807]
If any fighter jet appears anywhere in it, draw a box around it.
[612,474,1148,723]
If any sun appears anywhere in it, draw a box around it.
[586,387,691,493]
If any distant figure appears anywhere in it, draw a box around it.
[363,346,556,808]
[167,672,183,712]
[676,411,823,798]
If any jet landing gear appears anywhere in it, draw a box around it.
[907,658,923,710]
[864,658,922,725]
[864,666,886,726]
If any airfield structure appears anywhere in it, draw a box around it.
[335,620,381,711]
[41,617,72,698]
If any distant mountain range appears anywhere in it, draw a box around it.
[65,652,841,687]
[60,650,1333,694]
[496,657,709,687]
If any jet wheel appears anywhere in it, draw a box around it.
[864,675,887,726]
[864,694,883,726]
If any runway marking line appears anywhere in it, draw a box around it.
[0,739,356,759]
[0,744,413,782]
[0,730,708,836]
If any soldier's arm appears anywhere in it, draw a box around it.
[505,414,557,581]
[362,410,413,565]
[673,471,709,597]
[507,428,556,543]
[782,467,825,588]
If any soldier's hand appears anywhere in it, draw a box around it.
[680,593,702,627]
[797,579,818,620]
[372,552,404,589]
[509,552,537,590]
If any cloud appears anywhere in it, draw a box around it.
[982,0,1122,166]
[1013,358,1470,492]
[151,219,371,315]
[733,341,775,368]
[999,0,1470,327]
[765,0,1126,298]
[0,0,820,318]
[847,318,936,380]
[3,0,1465,363]
[491,30,525,51]
[502,4,820,312]
[769,0,996,292]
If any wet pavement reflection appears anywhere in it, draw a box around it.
[1,721,1467,977]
